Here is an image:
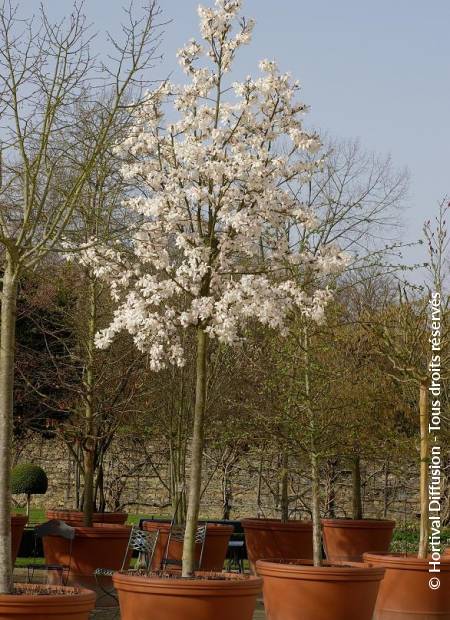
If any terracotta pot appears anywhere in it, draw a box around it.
[142,521,233,571]
[241,518,313,572]
[257,559,385,620]
[45,509,128,525]
[11,514,28,563]
[113,571,262,620]
[43,523,131,591]
[364,552,450,619]
[0,584,95,619]
[322,518,395,562]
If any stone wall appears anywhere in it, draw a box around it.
[13,434,422,523]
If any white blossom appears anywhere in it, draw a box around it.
[89,0,349,369]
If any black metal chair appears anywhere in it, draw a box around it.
[25,519,75,585]
[94,526,160,603]
[160,522,207,571]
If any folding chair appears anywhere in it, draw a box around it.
[25,519,75,585]
[94,526,160,603]
[160,522,207,571]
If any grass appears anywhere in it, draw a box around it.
[12,507,170,526]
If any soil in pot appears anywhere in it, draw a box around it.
[257,558,385,620]
[43,523,131,594]
[45,509,128,525]
[11,514,28,564]
[0,584,95,619]
[113,571,261,620]
[241,518,313,573]
[364,552,450,620]
[322,518,395,562]
[142,521,233,571]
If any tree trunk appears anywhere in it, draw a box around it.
[304,325,322,566]
[83,448,95,526]
[0,259,18,593]
[169,375,188,525]
[280,451,289,523]
[222,468,232,520]
[325,458,337,518]
[418,379,430,559]
[311,450,322,566]
[83,276,97,527]
[383,460,389,518]
[182,328,208,577]
[352,455,363,520]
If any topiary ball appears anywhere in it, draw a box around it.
[11,463,48,496]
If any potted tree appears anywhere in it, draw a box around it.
[10,464,47,565]
[84,1,348,617]
[256,304,386,620]
[244,139,408,571]
[363,202,450,619]
[321,304,397,562]
[0,0,163,616]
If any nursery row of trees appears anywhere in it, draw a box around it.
[0,0,448,587]
[11,159,450,528]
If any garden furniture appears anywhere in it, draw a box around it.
[24,519,75,585]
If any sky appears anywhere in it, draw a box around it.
[23,0,450,263]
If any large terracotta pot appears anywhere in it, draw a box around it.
[11,514,28,563]
[364,552,450,619]
[43,523,131,590]
[257,559,385,620]
[0,584,95,619]
[322,518,395,562]
[45,509,128,525]
[113,571,262,620]
[142,521,233,571]
[241,518,313,572]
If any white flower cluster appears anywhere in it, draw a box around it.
[92,0,349,370]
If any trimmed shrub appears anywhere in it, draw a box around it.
[11,464,48,516]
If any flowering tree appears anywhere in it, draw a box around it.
[92,0,346,576]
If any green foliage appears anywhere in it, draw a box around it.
[11,464,48,496]
[390,523,450,553]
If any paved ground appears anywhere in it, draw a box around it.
[91,600,266,619]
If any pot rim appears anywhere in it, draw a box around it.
[256,558,385,581]
[112,571,262,594]
[46,509,128,516]
[143,521,234,533]
[241,518,312,530]
[322,518,396,529]
[45,523,131,539]
[0,584,95,606]
[363,552,450,571]
[11,514,29,523]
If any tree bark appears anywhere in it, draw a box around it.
[182,327,208,577]
[383,460,389,518]
[256,453,264,518]
[352,455,363,520]
[304,325,322,566]
[325,458,337,518]
[280,451,289,523]
[0,258,18,593]
[83,276,97,527]
[418,379,430,559]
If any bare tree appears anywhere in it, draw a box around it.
[0,0,164,593]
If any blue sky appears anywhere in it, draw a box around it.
[27,1,450,261]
